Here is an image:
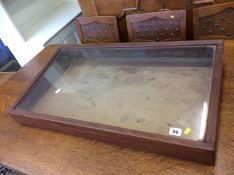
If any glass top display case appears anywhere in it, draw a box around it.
[8,40,223,164]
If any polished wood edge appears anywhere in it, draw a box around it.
[205,43,224,144]
[9,109,215,165]
[77,16,118,24]
[8,47,61,112]
[60,40,224,48]
[126,10,187,22]
[8,108,214,150]
[192,0,214,5]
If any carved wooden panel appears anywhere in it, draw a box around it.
[77,0,162,41]
[76,16,120,43]
[193,2,234,40]
[126,10,186,42]
[77,0,234,41]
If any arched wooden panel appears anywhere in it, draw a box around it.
[193,2,234,40]
[76,16,120,43]
[126,10,186,42]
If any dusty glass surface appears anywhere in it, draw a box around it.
[16,45,216,141]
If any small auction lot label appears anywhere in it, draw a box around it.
[169,127,182,136]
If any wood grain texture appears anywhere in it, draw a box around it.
[0,41,234,174]
[77,0,98,16]
[0,72,14,86]
[193,2,234,40]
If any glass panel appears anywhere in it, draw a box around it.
[16,46,216,141]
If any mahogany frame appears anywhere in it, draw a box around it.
[8,40,224,165]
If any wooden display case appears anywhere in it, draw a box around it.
[8,40,223,164]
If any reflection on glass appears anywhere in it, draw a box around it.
[199,102,208,140]
[16,46,215,141]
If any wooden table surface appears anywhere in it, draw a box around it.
[0,72,14,86]
[0,41,234,175]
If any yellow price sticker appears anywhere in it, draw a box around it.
[184,128,191,135]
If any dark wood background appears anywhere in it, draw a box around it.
[77,0,234,41]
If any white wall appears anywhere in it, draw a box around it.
[2,0,67,40]
[2,0,32,13]
[0,1,29,65]
[0,0,80,66]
